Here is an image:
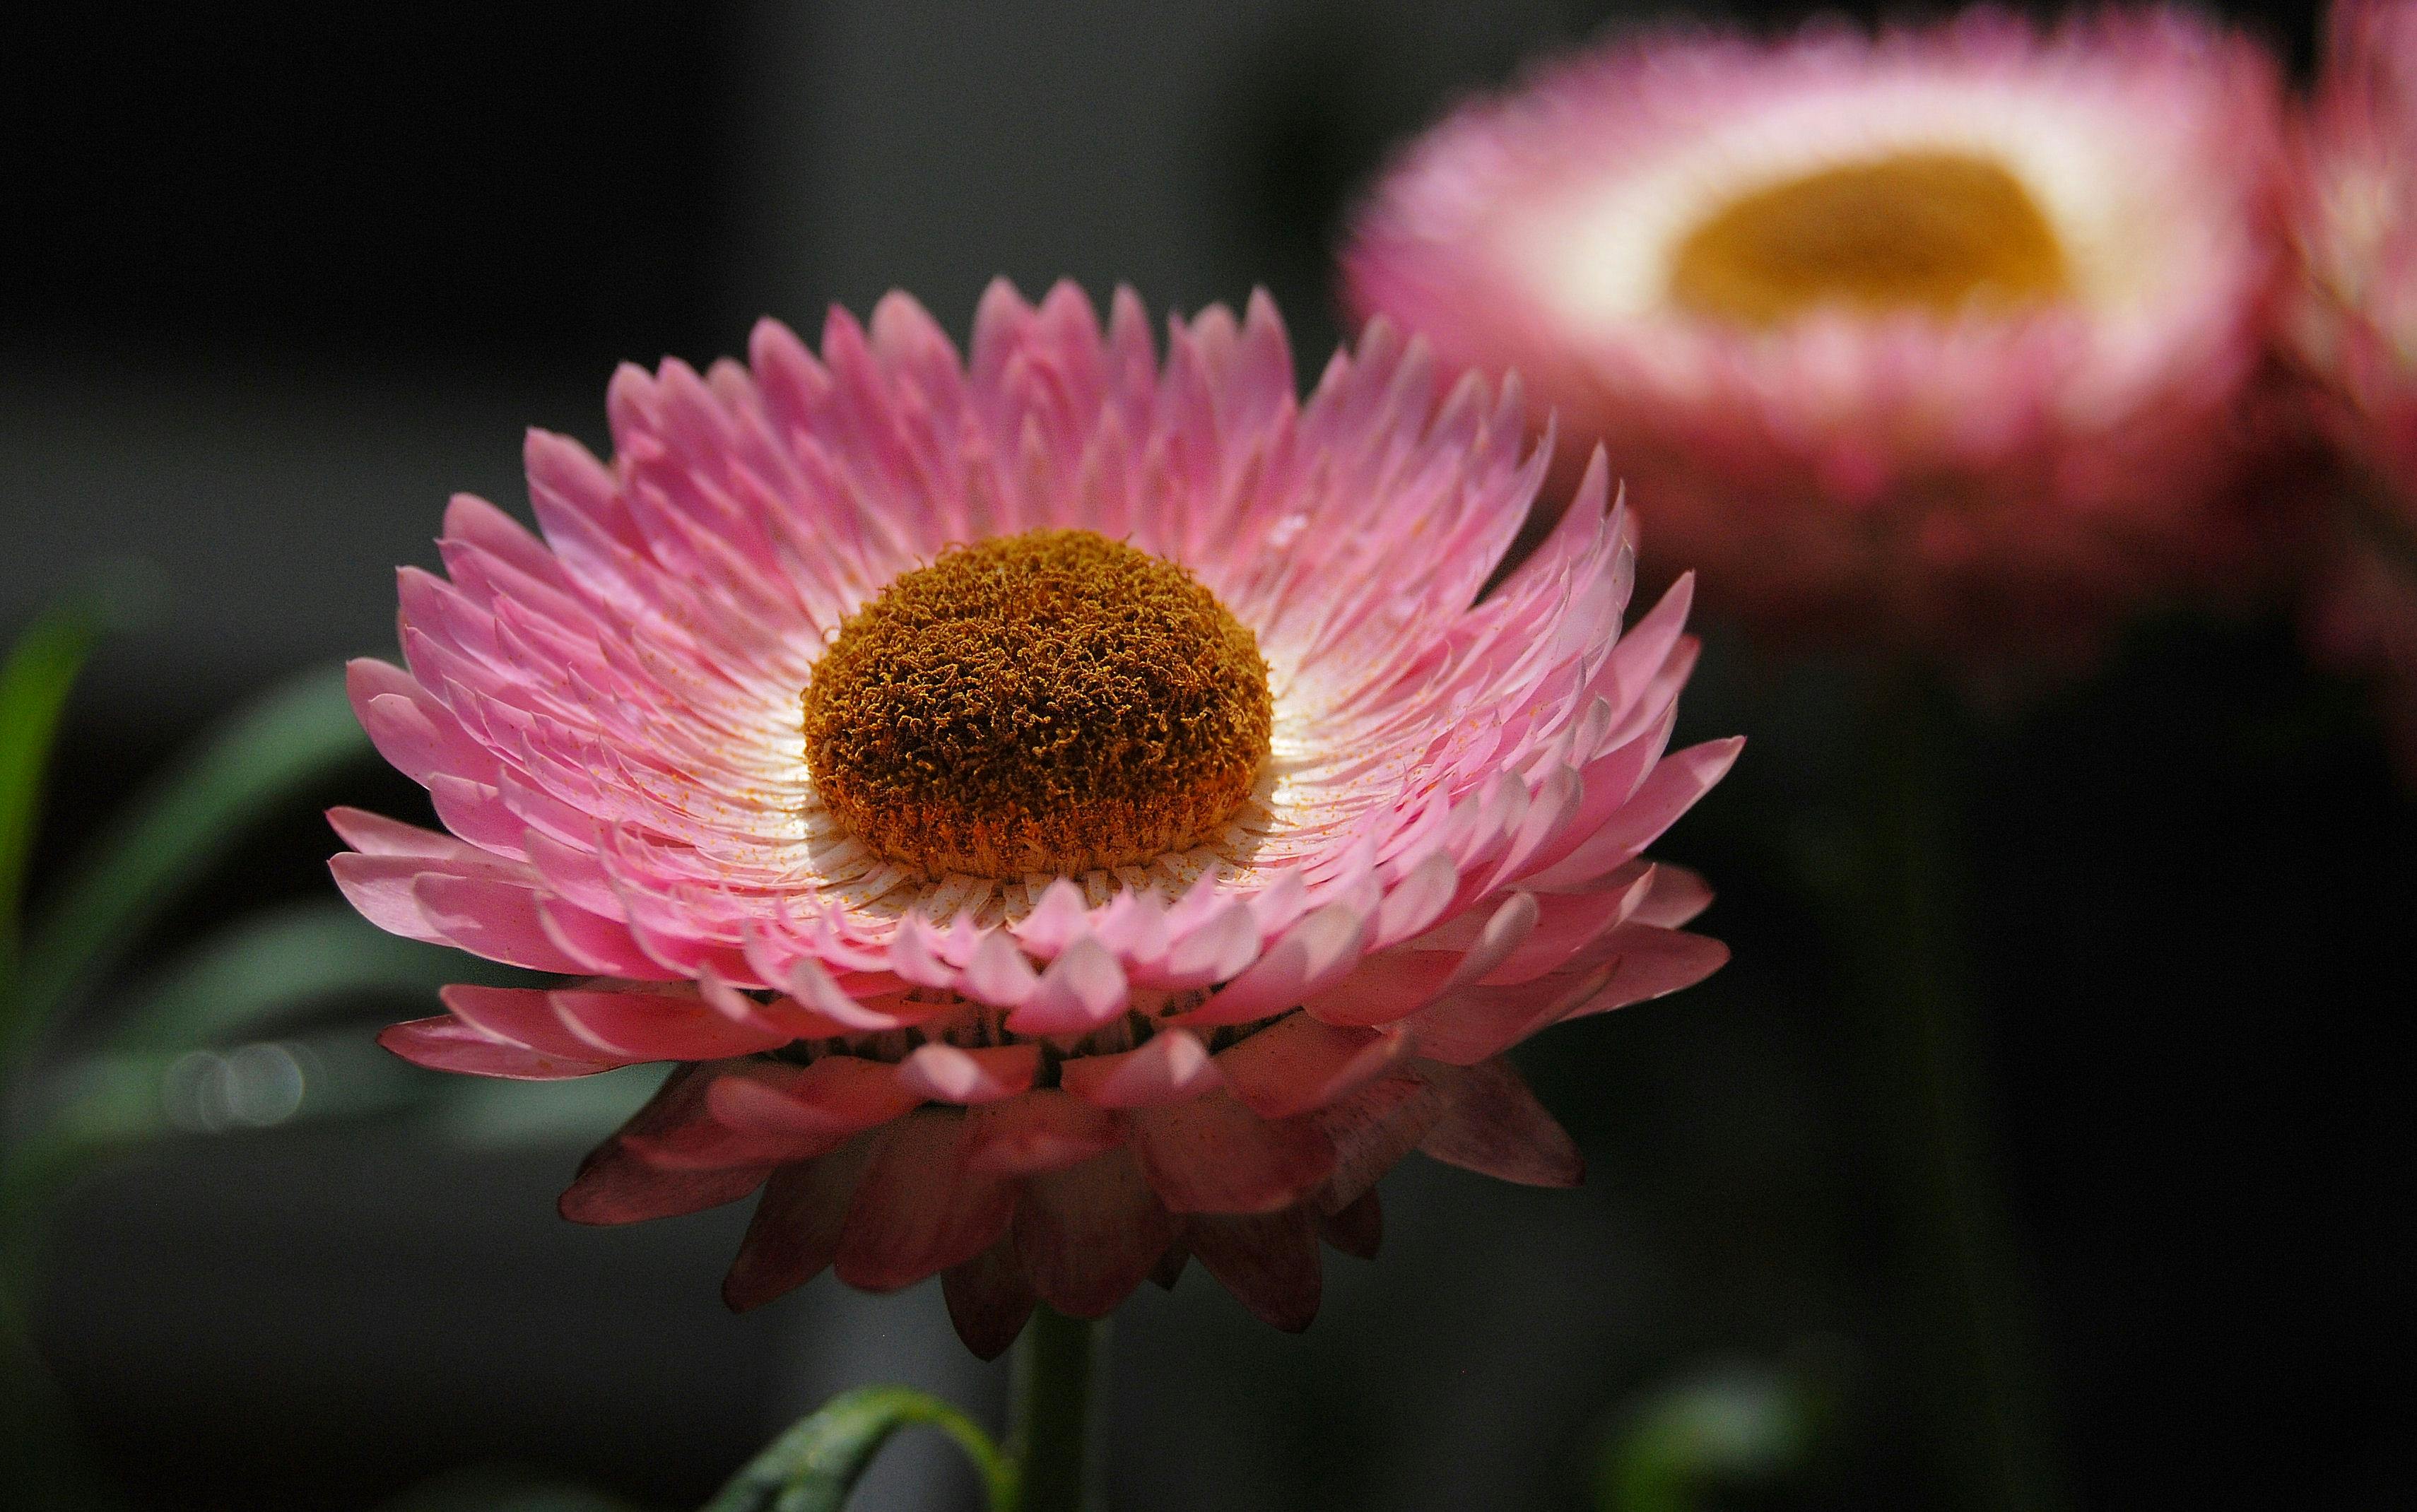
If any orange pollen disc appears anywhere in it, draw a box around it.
[801,528,1274,878]
[1667,149,2071,326]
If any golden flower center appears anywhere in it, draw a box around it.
[1667,150,2070,326]
[801,528,1273,878]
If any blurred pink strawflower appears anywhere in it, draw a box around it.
[335,283,1737,1356]
[2290,0,2417,769]
[1345,9,2289,668]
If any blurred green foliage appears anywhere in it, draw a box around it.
[1594,1357,1835,1512]
[0,606,572,1506]
[0,603,102,1005]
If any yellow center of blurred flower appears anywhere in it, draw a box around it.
[1667,150,2070,326]
[802,528,1272,878]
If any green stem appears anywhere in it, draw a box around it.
[1008,1307,1108,1512]
[1846,673,2063,1512]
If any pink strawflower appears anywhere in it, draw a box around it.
[1343,9,2288,668]
[2290,0,2417,770]
[336,283,1736,1355]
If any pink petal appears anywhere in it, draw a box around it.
[1059,1029,1223,1109]
[1186,1209,1322,1332]
[553,988,793,1061]
[346,658,495,789]
[1372,850,1459,947]
[1478,875,1654,986]
[1143,896,1259,990]
[1631,863,1716,928]
[1317,1188,1384,1260]
[427,774,527,857]
[1131,1093,1334,1215]
[1295,948,1459,1028]
[1012,1149,1177,1319]
[561,1068,777,1224]
[622,1112,845,1171]
[787,956,927,1032]
[559,1145,770,1226]
[442,491,567,586]
[1011,879,1092,958]
[1418,1060,1583,1187]
[1558,926,1732,1020]
[960,1091,1127,1174]
[1407,962,1620,1068]
[1517,708,1677,883]
[960,929,1040,1006]
[886,916,959,991]
[1523,738,1744,892]
[326,808,473,860]
[329,855,450,944]
[1004,934,1129,1035]
[1606,573,1696,712]
[536,896,672,979]
[1179,901,1370,1028]
[698,969,859,1043]
[1312,1068,1449,1212]
[896,1044,1042,1105]
[436,984,624,1063]
[329,837,535,936]
[411,874,590,974]
[1308,892,1540,1027]
[1477,766,1585,897]
[834,1111,1016,1292]
[377,1016,619,1080]
[1215,1015,1411,1121]
[723,1137,876,1311]
[941,1236,1037,1361]
[706,1057,925,1137]
[1091,889,1172,964]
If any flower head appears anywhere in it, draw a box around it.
[336,283,1736,1354]
[2290,0,2417,772]
[1344,9,2288,667]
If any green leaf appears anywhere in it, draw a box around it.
[0,605,101,994]
[110,900,520,1056]
[702,1386,1016,1512]
[13,662,370,1060]
[1594,1362,1822,1512]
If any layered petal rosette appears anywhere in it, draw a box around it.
[336,283,1737,1355]
[2290,0,2417,771]
[1344,9,2288,667]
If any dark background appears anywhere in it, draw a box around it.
[4,1,2406,1509]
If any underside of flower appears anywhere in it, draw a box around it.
[1668,149,2070,325]
[802,529,1272,878]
